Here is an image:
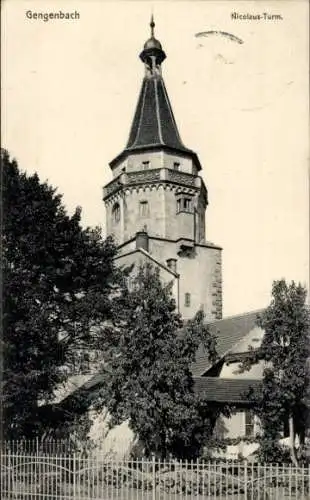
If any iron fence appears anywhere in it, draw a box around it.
[1,439,131,458]
[1,451,309,499]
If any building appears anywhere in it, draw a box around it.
[102,16,222,321]
[44,19,275,458]
[94,19,266,455]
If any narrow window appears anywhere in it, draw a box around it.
[176,197,192,213]
[173,162,180,170]
[139,201,149,217]
[183,198,191,211]
[244,411,255,437]
[112,202,120,223]
[142,161,150,170]
[184,293,191,307]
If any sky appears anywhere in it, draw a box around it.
[2,0,309,317]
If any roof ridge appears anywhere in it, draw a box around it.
[160,74,184,146]
[131,76,148,149]
[208,309,263,325]
[154,77,164,145]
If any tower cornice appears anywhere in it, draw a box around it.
[103,167,207,202]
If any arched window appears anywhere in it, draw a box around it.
[112,202,120,223]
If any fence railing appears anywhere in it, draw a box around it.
[1,439,132,458]
[1,452,309,499]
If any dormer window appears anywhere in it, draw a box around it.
[112,202,120,223]
[173,162,180,170]
[142,161,150,170]
[176,196,192,213]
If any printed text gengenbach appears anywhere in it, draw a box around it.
[26,10,80,22]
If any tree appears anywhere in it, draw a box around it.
[96,263,224,460]
[2,149,122,439]
[242,279,310,464]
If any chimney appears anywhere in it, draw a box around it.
[166,258,177,273]
[136,230,149,252]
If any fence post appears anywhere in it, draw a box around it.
[73,452,76,498]
[152,455,156,500]
[244,461,248,500]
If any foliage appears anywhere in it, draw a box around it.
[241,279,310,463]
[95,263,228,460]
[2,148,122,439]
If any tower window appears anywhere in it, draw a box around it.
[139,201,149,217]
[173,162,180,170]
[142,161,150,170]
[176,197,192,213]
[183,198,191,211]
[184,293,191,307]
[112,202,120,223]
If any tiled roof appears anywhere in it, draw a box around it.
[51,373,259,413]
[194,377,261,403]
[51,311,264,410]
[191,310,263,377]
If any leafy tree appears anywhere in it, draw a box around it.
[96,263,226,460]
[242,279,310,464]
[2,149,122,439]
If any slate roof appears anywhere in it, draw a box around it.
[126,75,189,152]
[191,310,263,377]
[110,74,202,170]
[194,377,261,403]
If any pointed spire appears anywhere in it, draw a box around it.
[109,17,202,171]
[150,13,155,37]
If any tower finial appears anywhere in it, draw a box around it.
[150,13,155,37]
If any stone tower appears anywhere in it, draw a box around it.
[103,17,222,320]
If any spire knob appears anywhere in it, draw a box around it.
[140,15,166,68]
[150,14,155,37]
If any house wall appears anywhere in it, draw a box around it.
[218,411,260,440]
[220,360,265,379]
